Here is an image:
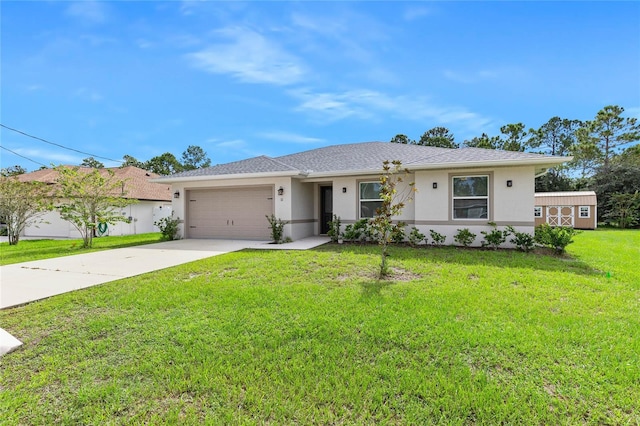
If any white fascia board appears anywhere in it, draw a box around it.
[300,157,571,181]
[150,170,305,184]
[405,156,572,172]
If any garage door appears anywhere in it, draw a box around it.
[187,187,274,239]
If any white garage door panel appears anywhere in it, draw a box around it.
[188,187,274,239]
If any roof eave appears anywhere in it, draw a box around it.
[406,156,571,171]
[300,156,572,180]
[151,170,306,183]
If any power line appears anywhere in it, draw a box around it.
[0,145,48,168]
[0,123,123,164]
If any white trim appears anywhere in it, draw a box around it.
[151,170,304,183]
[359,181,382,218]
[579,205,590,218]
[534,206,542,218]
[451,175,489,220]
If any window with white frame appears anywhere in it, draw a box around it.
[359,181,383,218]
[452,175,489,219]
[579,206,590,218]
[534,206,542,218]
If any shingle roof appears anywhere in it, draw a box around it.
[17,166,172,201]
[157,141,568,180]
[168,155,298,178]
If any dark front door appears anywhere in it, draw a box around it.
[320,186,333,234]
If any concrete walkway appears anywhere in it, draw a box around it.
[0,237,329,355]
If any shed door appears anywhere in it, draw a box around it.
[547,206,574,227]
[187,187,274,239]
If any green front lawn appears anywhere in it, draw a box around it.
[1,230,638,424]
[0,233,164,265]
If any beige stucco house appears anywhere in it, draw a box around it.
[18,166,173,238]
[156,142,568,245]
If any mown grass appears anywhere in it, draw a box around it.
[0,230,638,424]
[0,233,164,265]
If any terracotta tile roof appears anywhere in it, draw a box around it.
[17,166,172,201]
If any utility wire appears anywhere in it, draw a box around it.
[0,145,48,168]
[0,123,123,164]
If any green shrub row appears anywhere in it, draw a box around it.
[326,216,579,253]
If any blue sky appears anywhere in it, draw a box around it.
[2,1,639,172]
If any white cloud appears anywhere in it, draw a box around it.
[136,39,153,49]
[16,148,81,165]
[258,131,324,144]
[289,88,493,133]
[74,88,103,102]
[403,7,431,21]
[66,1,108,25]
[215,139,247,149]
[443,67,525,84]
[187,27,305,86]
[289,89,373,122]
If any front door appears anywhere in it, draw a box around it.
[320,186,333,234]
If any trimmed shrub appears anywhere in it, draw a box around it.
[155,214,180,241]
[429,229,446,246]
[481,222,510,250]
[343,219,371,243]
[327,214,341,243]
[408,227,426,246]
[266,214,289,244]
[454,228,476,247]
[507,226,535,252]
[390,221,407,244]
[534,223,580,254]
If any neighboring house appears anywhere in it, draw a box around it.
[17,166,173,238]
[156,142,568,245]
[534,191,597,230]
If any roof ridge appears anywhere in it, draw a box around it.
[264,155,300,171]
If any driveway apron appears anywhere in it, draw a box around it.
[0,239,266,309]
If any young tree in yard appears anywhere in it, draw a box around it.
[370,160,415,279]
[418,127,458,148]
[0,177,51,245]
[55,166,136,248]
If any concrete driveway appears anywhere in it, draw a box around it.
[0,237,328,355]
[0,237,329,309]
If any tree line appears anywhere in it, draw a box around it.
[80,145,212,175]
[1,145,212,178]
[391,105,640,228]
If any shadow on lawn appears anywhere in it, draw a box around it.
[359,280,393,298]
[315,243,602,278]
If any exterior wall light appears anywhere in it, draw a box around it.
[342,187,347,193]
[506,180,513,187]
[432,182,438,189]
[278,187,284,196]
[174,190,180,199]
